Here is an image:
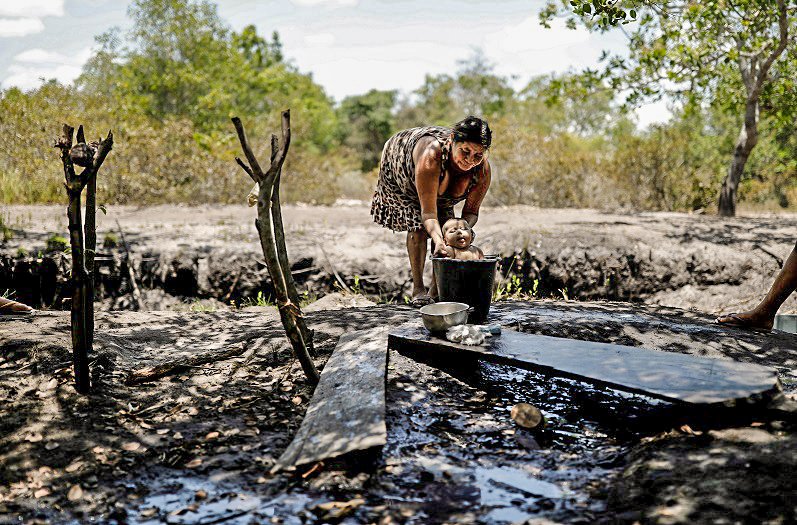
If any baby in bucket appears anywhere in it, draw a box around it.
[442,218,484,260]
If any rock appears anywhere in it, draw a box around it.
[511,403,544,430]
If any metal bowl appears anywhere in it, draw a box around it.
[419,302,470,333]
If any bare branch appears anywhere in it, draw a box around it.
[235,157,257,182]
[231,116,265,179]
[755,0,789,93]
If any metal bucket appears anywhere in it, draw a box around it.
[433,256,498,324]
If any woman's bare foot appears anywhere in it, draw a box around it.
[715,310,774,331]
[410,289,433,307]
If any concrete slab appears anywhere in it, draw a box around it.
[389,323,781,405]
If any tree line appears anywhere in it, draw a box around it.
[1,0,794,214]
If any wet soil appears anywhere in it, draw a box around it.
[1,301,795,524]
[2,205,796,316]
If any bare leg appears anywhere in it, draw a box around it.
[717,243,797,330]
[407,230,429,302]
[429,265,438,300]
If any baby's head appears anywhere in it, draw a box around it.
[442,218,475,249]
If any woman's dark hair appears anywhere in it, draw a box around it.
[452,116,492,149]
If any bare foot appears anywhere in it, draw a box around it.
[410,289,433,307]
[0,297,34,315]
[715,310,774,331]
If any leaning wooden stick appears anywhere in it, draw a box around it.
[55,124,113,393]
[232,111,319,384]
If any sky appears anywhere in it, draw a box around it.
[0,0,671,126]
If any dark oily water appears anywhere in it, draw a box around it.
[371,353,663,524]
[111,354,666,525]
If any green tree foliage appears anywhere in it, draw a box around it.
[1,0,794,212]
[542,0,796,216]
[337,89,397,171]
[396,51,515,128]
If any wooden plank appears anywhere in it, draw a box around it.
[272,328,389,472]
[389,323,781,405]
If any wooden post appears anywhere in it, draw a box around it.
[232,111,319,384]
[55,124,113,394]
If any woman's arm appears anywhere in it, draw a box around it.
[462,160,492,227]
[413,138,448,257]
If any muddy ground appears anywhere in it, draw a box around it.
[1,205,796,524]
[1,300,796,524]
[2,204,796,315]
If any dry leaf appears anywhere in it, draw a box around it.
[187,407,199,416]
[65,461,83,473]
[139,507,158,518]
[173,432,183,440]
[204,431,219,440]
[122,442,141,452]
[92,446,106,454]
[41,378,58,391]
[34,488,50,498]
[185,458,203,468]
[26,433,44,443]
[194,489,207,501]
[156,429,170,435]
[67,485,83,501]
[291,396,302,405]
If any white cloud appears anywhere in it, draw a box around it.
[3,62,82,90]
[493,16,591,54]
[304,32,335,46]
[2,46,93,90]
[291,0,358,7]
[0,17,45,37]
[0,0,64,18]
[14,48,67,63]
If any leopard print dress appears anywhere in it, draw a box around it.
[370,126,479,232]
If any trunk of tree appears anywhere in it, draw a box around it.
[56,124,113,394]
[718,98,759,217]
[232,113,320,385]
[67,190,91,394]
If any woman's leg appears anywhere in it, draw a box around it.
[407,229,429,301]
[717,243,797,330]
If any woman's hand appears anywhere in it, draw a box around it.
[433,241,451,258]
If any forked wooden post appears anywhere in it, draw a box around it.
[232,111,319,384]
[55,124,113,393]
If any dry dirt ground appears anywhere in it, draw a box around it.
[1,205,796,524]
[1,300,796,524]
[2,204,796,314]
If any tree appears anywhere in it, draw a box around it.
[337,89,397,171]
[543,0,795,216]
[396,51,515,128]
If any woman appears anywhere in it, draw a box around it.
[371,116,492,306]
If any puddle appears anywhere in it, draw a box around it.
[476,466,562,519]
[129,475,312,525]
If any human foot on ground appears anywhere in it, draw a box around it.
[0,297,34,315]
[715,309,774,331]
[410,289,434,307]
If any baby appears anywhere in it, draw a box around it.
[442,218,484,260]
